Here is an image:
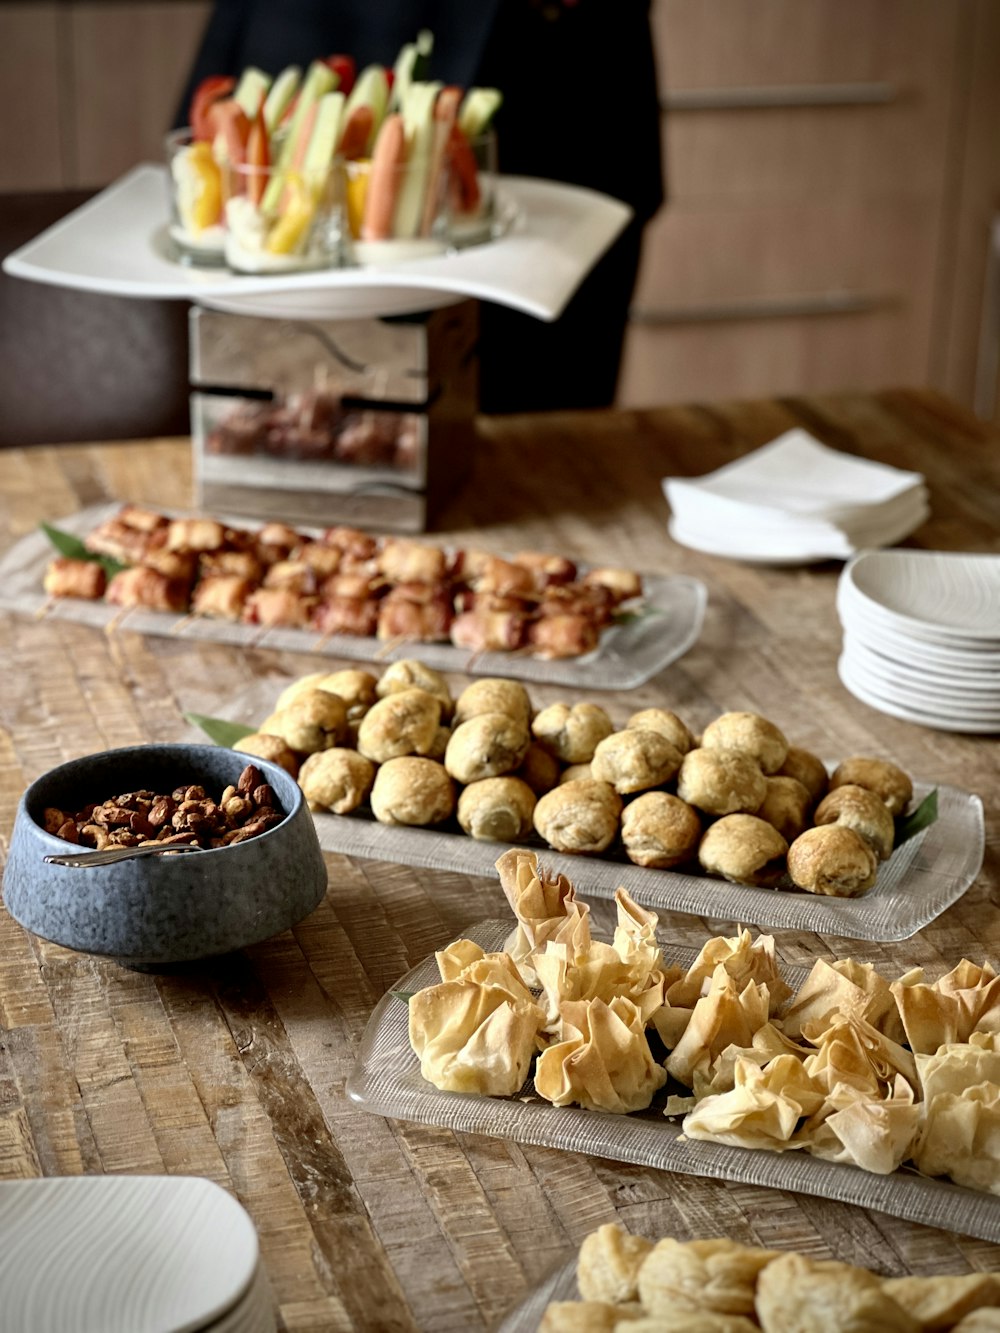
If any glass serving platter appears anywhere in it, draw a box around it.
[348,921,1000,1255]
[0,502,706,691]
[306,778,977,943]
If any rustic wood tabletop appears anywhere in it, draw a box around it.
[0,389,998,1332]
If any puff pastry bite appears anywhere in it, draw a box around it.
[700,712,789,775]
[698,815,789,887]
[357,688,442,763]
[677,749,767,817]
[538,1301,634,1332]
[591,729,683,795]
[532,702,615,764]
[298,748,375,814]
[756,776,812,844]
[533,779,623,854]
[626,708,694,755]
[755,1253,920,1332]
[457,777,536,842]
[778,745,829,803]
[311,669,379,718]
[376,658,453,719]
[370,756,455,826]
[258,688,348,755]
[621,792,702,869]
[517,741,562,795]
[829,756,913,816]
[453,677,531,728]
[815,784,895,861]
[787,824,879,897]
[444,712,531,784]
[232,732,300,776]
[560,763,594,785]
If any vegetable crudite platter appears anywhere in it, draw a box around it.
[348,852,1000,1252]
[0,503,706,690]
[4,34,631,321]
[2,170,630,323]
[185,662,982,943]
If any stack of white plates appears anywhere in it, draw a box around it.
[0,1176,275,1332]
[662,429,929,563]
[837,549,1000,733]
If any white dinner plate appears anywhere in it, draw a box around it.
[840,652,1000,723]
[839,656,1000,734]
[2,166,632,324]
[0,1176,259,1333]
[843,550,1000,644]
[842,634,1000,695]
[837,593,1000,670]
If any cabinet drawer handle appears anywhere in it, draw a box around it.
[663,82,896,112]
[630,291,893,325]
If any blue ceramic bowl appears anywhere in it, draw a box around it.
[2,744,327,969]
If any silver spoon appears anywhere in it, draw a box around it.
[43,843,206,868]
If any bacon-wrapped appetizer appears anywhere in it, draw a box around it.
[378,539,448,585]
[191,575,255,621]
[255,523,305,567]
[539,581,618,626]
[512,551,577,590]
[117,504,169,534]
[321,526,379,562]
[312,596,380,638]
[199,549,264,582]
[527,614,600,660]
[465,555,536,598]
[377,582,452,642]
[582,567,643,603]
[319,572,382,602]
[242,587,316,628]
[262,560,318,594]
[450,607,528,653]
[165,518,227,554]
[43,557,106,600]
[105,566,190,613]
[296,542,342,578]
[142,548,199,582]
[84,515,163,565]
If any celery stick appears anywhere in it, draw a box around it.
[304,91,346,180]
[263,65,301,135]
[394,81,442,238]
[234,67,272,119]
[262,61,336,212]
[458,88,503,139]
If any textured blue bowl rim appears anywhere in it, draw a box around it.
[19,742,302,860]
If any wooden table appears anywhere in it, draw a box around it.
[1,389,998,1332]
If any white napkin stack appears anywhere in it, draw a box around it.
[662,429,929,563]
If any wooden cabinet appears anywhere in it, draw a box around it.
[0,1,209,192]
[619,0,1000,417]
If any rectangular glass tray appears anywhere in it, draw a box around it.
[347,921,1000,1254]
[314,777,979,943]
[0,502,706,691]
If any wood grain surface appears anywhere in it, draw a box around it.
[0,390,998,1331]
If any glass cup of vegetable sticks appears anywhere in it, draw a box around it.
[222,158,343,275]
[443,129,507,249]
[340,147,454,268]
[165,128,228,266]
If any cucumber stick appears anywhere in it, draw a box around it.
[303,92,346,178]
[458,88,502,139]
[387,29,433,114]
[394,81,442,238]
[263,65,301,135]
[234,67,271,119]
[262,61,337,212]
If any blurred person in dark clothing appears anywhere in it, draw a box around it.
[180,0,663,412]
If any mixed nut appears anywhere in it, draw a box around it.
[43,764,284,851]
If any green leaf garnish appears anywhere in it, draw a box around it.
[41,522,127,579]
[896,789,938,846]
[183,713,257,748]
[612,603,664,627]
[391,990,415,1004]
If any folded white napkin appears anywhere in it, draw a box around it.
[662,430,928,563]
